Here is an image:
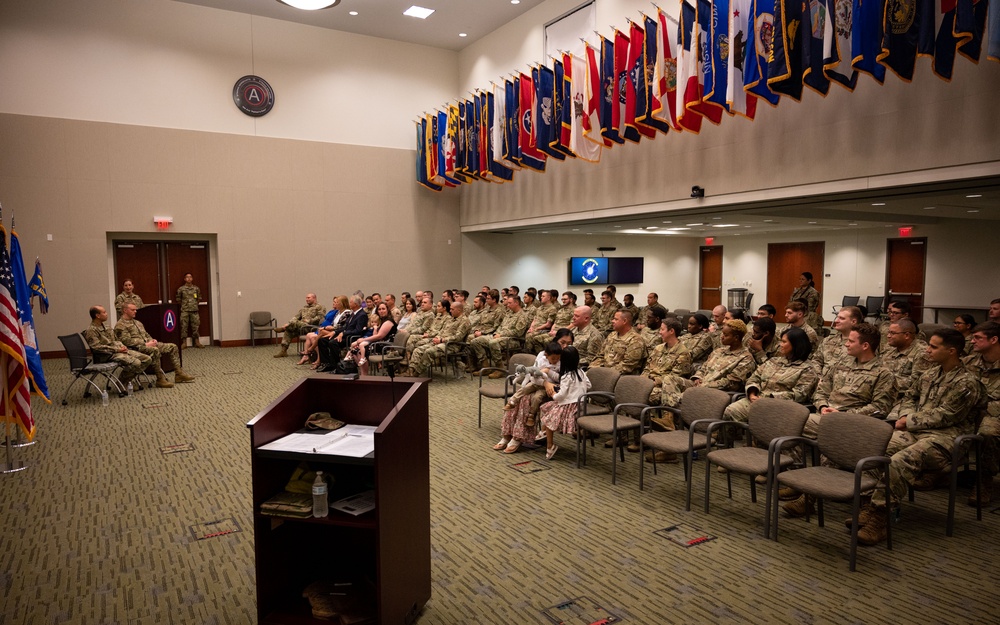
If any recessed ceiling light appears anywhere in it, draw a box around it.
[848,223,858,226]
[349,10,358,15]
[541,231,548,234]
[614,225,621,228]
[712,216,722,220]
[686,222,703,226]
[666,227,691,231]
[968,209,980,213]
[511,0,521,4]
[278,0,341,9]
[872,202,886,206]
[403,5,435,19]
[712,224,740,228]
[572,228,579,231]
[923,206,935,210]
[966,194,982,198]
[459,33,467,37]
[808,221,818,224]
[763,219,773,223]
[662,220,672,224]
[645,226,658,230]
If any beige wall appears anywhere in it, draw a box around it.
[2,113,460,351]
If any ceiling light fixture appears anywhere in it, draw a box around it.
[966,194,982,198]
[662,220,672,224]
[923,206,935,210]
[968,209,980,213]
[511,0,521,4]
[872,202,886,206]
[711,224,740,228]
[277,0,341,9]
[686,222,703,226]
[349,11,358,15]
[459,33,467,37]
[645,226,658,230]
[403,5,435,19]
[763,219,773,223]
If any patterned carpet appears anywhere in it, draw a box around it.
[1,346,997,624]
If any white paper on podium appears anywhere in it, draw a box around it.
[258,424,376,457]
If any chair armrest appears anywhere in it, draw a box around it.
[704,420,747,451]
[769,435,817,468]
[854,456,890,490]
[578,391,616,416]
[613,402,651,423]
[689,418,722,435]
[639,405,671,428]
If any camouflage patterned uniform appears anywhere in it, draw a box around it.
[592,300,621,334]
[84,321,151,383]
[114,317,184,378]
[410,315,472,376]
[660,346,756,408]
[812,332,850,375]
[114,292,143,318]
[623,304,640,324]
[638,326,663,350]
[724,358,821,422]
[680,331,715,365]
[281,302,327,348]
[791,322,823,355]
[872,363,984,506]
[176,283,201,344]
[465,305,507,367]
[524,302,558,353]
[964,352,1000,478]
[572,323,605,367]
[549,304,575,333]
[590,328,647,375]
[806,356,896,438]
[882,339,933,418]
[743,333,781,365]
[789,285,823,334]
[480,309,530,368]
[641,341,693,406]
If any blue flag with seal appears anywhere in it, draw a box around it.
[29,259,48,315]
[10,226,49,401]
[535,64,566,160]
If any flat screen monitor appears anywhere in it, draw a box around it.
[568,257,608,285]
[608,257,644,284]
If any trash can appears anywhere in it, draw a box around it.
[727,288,748,310]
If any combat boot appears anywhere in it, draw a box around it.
[782,495,815,518]
[174,369,195,383]
[968,481,993,507]
[844,501,875,528]
[194,341,205,348]
[857,506,889,545]
[155,371,174,389]
[274,345,289,358]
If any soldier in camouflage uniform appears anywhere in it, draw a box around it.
[85,305,151,389]
[635,292,660,330]
[680,313,715,365]
[744,317,781,365]
[622,294,640,328]
[524,289,558,353]
[274,293,327,357]
[408,302,472,377]
[858,329,984,545]
[403,296,436,359]
[878,300,926,346]
[115,303,193,387]
[176,273,203,348]
[784,301,821,355]
[806,323,896,438]
[114,279,143,318]
[589,309,647,375]
[542,291,576,344]
[812,306,862,375]
[964,321,1000,505]
[570,306,605,368]
[470,296,530,375]
[638,305,667,350]
[592,290,621,335]
[640,317,693,412]
[881,318,933,418]
[725,326,819,422]
[660,320,756,409]
[466,292,506,370]
[582,289,600,314]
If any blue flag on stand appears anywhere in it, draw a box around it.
[29,259,48,315]
[10,226,49,401]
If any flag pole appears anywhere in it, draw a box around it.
[1,353,28,473]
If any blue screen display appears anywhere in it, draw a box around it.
[568,257,609,285]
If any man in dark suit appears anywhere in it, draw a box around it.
[316,295,368,371]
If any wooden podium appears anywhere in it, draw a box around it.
[247,375,431,624]
[135,303,181,372]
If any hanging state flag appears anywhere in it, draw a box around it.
[456,101,468,176]
[486,90,514,182]
[768,0,809,100]
[437,110,459,187]
[29,259,48,315]
[494,83,520,171]
[677,0,706,132]
[9,227,48,402]
[600,35,626,144]
[518,72,547,171]
[552,57,575,156]
[503,79,523,168]
[416,120,442,191]
[585,42,613,147]
[989,0,1000,62]
[878,0,931,81]
[955,0,988,62]
[851,0,887,84]
[568,52,603,162]
[535,65,566,160]
[644,13,675,133]
[801,0,833,96]
[932,0,987,80]
[706,0,733,113]
[726,0,760,118]
[745,0,782,104]
[820,0,859,89]
[651,9,683,130]
[614,28,644,142]
[0,222,36,442]
[627,20,657,138]
[694,0,727,122]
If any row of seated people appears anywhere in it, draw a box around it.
[481,300,999,551]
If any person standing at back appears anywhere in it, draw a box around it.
[789,271,824,334]
[176,273,203,348]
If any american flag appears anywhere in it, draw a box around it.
[0,221,34,441]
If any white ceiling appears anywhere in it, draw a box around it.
[174,0,997,238]
[174,0,547,51]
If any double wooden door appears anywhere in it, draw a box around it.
[112,241,212,340]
